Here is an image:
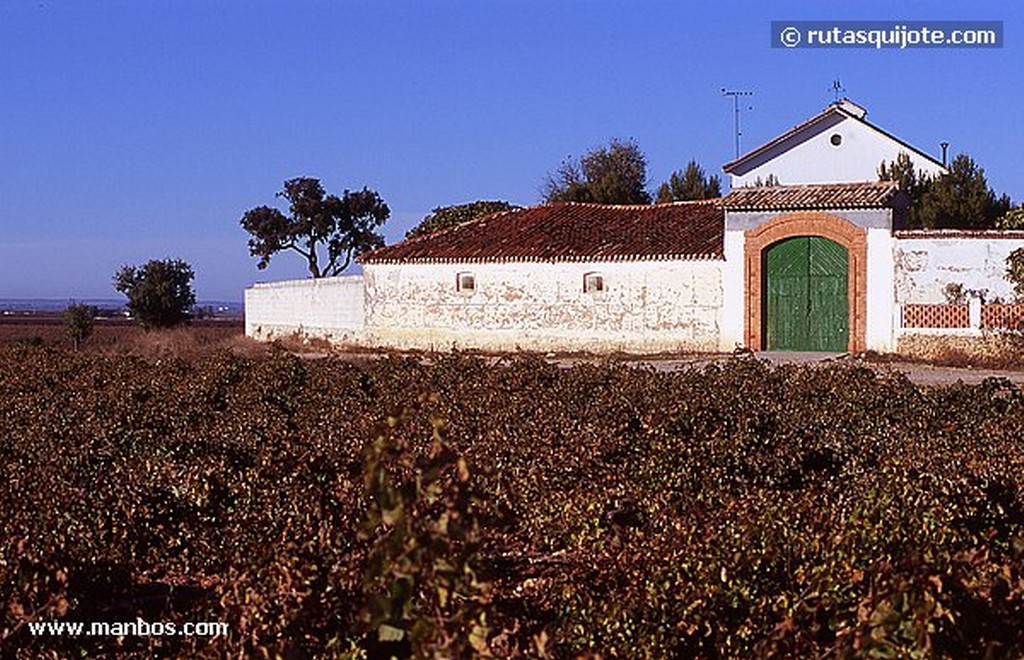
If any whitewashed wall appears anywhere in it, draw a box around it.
[729,113,945,188]
[866,228,897,352]
[245,275,365,342]
[363,260,725,353]
[720,231,746,349]
[893,233,1024,304]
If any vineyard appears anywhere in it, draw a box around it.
[1,345,1023,657]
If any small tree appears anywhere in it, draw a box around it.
[996,208,1024,230]
[878,152,932,229]
[656,160,722,202]
[747,174,782,188]
[113,259,197,329]
[917,153,1010,229]
[63,302,97,350]
[542,138,651,205]
[240,177,389,278]
[406,201,520,240]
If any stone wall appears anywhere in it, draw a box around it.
[893,231,1024,304]
[362,260,725,353]
[244,275,365,343]
[896,331,1024,362]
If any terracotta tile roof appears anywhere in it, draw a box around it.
[721,181,902,211]
[360,201,724,264]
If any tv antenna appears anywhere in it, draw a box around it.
[831,79,846,103]
[721,89,753,159]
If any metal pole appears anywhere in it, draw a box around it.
[722,89,753,159]
[733,95,740,158]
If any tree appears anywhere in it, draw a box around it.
[542,138,651,204]
[749,174,782,187]
[917,154,1010,229]
[656,160,722,202]
[996,207,1024,230]
[880,152,1011,229]
[113,259,197,329]
[878,152,933,229]
[406,201,520,240]
[240,177,389,278]
[63,302,96,350]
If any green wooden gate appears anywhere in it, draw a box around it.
[764,236,849,351]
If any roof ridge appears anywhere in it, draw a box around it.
[557,199,721,209]
[727,180,897,191]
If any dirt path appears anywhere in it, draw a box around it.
[637,351,1024,387]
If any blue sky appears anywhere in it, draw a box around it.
[0,0,1020,301]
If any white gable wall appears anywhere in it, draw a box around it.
[730,116,945,188]
[363,260,725,353]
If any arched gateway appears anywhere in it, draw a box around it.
[744,211,868,352]
[764,236,848,351]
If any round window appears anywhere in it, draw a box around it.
[830,133,843,147]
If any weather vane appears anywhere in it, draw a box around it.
[721,88,754,159]
[831,79,846,103]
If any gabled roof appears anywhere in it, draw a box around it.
[359,201,725,264]
[722,99,946,175]
[722,181,903,211]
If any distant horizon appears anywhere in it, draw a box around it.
[2,1,1020,299]
[0,297,244,312]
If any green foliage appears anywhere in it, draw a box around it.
[881,152,1012,229]
[749,173,782,187]
[879,152,933,229]
[542,138,651,204]
[360,403,491,657]
[63,302,96,350]
[113,259,196,329]
[943,282,967,305]
[405,201,519,240]
[240,177,389,278]
[996,208,1024,230]
[919,154,1010,229]
[2,351,1024,656]
[1006,248,1024,302]
[656,159,722,202]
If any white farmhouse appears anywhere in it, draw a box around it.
[246,99,1024,355]
[723,99,947,187]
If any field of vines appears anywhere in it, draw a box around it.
[2,345,1024,657]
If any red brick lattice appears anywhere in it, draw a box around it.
[982,304,1024,330]
[902,304,969,329]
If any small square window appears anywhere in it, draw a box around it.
[457,272,475,293]
[584,272,604,293]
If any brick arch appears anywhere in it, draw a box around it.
[744,211,867,352]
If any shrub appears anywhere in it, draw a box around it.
[1,351,1023,656]
[1007,248,1024,302]
[63,302,97,350]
